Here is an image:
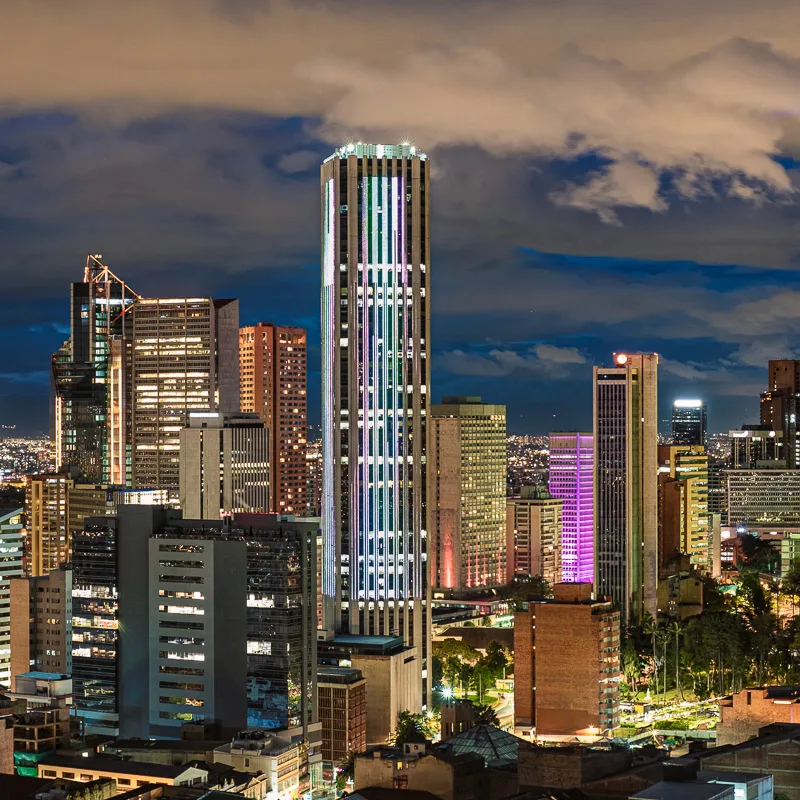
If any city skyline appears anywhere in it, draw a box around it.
[4,2,800,436]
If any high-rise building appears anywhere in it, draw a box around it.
[239,323,308,514]
[0,508,24,685]
[548,432,594,583]
[52,255,139,485]
[9,567,72,688]
[658,445,710,573]
[761,360,800,468]
[117,510,247,739]
[506,487,562,587]
[25,473,71,577]
[72,518,119,735]
[672,399,707,446]
[593,353,659,623]
[514,583,620,736]
[430,397,507,591]
[179,411,270,519]
[726,470,800,527]
[130,297,239,494]
[320,143,430,703]
[730,425,786,468]
[236,513,318,736]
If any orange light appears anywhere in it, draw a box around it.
[615,353,628,365]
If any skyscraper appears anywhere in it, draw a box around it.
[593,353,659,623]
[761,360,800,468]
[179,411,270,519]
[429,397,506,591]
[52,256,139,485]
[548,432,594,583]
[658,444,710,573]
[321,143,430,702]
[239,323,308,514]
[672,399,707,446]
[506,487,562,587]
[0,508,24,685]
[130,297,239,493]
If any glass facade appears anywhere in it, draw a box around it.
[672,399,707,446]
[320,143,430,702]
[72,520,119,735]
[52,256,138,485]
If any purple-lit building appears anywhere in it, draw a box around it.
[548,432,594,583]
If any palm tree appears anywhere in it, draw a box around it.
[669,620,684,701]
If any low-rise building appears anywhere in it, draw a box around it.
[36,755,210,792]
[14,699,70,756]
[718,687,800,746]
[354,744,488,800]
[213,730,301,800]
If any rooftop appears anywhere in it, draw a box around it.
[325,143,427,162]
[39,754,208,779]
[632,783,733,800]
[437,725,523,765]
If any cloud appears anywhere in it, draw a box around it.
[2,2,800,215]
[277,150,320,174]
[439,343,587,378]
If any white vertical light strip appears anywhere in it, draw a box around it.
[322,177,336,598]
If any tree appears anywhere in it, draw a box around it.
[471,702,499,726]
[509,575,552,609]
[433,639,480,697]
[783,558,800,613]
[392,711,433,745]
[669,620,684,701]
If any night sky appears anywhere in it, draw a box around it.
[3,0,800,435]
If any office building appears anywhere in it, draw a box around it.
[318,633,422,746]
[239,323,308,514]
[430,397,507,591]
[593,353,659,623]
[117,508,247,739]
[658,445,710,573]
[506,487,562,586]
[761,359,800,468]
[672,399,707,446]
[236,514,318,735]
[0,508,24,685]
[548,432,594,583]
[306,436,323,517]
[179,411,270,519]
[9,568,72,687]
[321,143,431,702]
[317,667,367,764]
[726,470,800,527]
[731,425,786,468]
[130,296,239,493]
[25,473,71,576]
[71,518,119,735]
[52,255,139,485]
[514,583,620,737]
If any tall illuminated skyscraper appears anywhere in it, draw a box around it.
[548,432,594,583]
[672,399,707,446]
[239,323,308,514]
[130,298,239,493]
[321,143,430,702]
[52,255,139,485]
[593,353,659,623]
[430,397,506,591]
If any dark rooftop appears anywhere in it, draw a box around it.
[39,753,209,778]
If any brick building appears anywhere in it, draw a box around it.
[718,687,800,746]
[514,583,621,737]
[317,667,367,765]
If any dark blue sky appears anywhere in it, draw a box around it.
[2,1,800,436]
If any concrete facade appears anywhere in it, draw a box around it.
[179,411,270,519]
[9,568,72,686]
[430,397,507,591]
[506,488,562,586]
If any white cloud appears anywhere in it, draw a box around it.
[439,343,586,378]
[2,2,800,216]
